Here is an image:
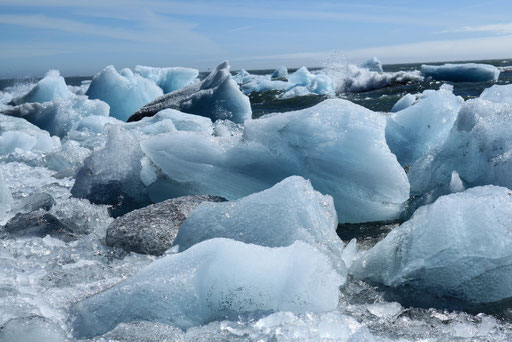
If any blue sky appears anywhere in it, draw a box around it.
[1,0,512,77]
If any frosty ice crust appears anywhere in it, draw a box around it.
[350,185,512,309]
[71,239,343,338]
[421,63,500,82]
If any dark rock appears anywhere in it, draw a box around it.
[106,195,226,255]
[3,210,78,242]
[20,193,56,212]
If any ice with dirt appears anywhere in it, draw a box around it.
[11,70,72,105]
[385,85,464,166]
[408,85,512,195]
[421,63,500,82]
[134,65,199,93]
[350,185,512,307]
[174,176,346,272]
[71,239,343,338]
[134,99,410,223]
[86,65,163,121]
[129,61,251,124]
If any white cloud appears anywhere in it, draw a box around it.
[443,23,512,35]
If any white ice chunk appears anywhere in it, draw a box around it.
[391,93,417,112]
[408,96,512,195]
[12,70,72,105]
[134,65,199,93]
[287,66,335,96]
[271,66,288,79]
[360,57,383,72]
[386,87,464,166]
[351,185,512,307]
[138,99,409,223]
[3,94,109,137]
[480,84,512,104]
[0,172,13,218]
[449,171,465,193]
[130,61,251,124]
[86,65,163,121]
[421,63,500,82]
[174,176,345,273]
[71,239,343,338]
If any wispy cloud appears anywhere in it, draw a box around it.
[442,22,512,35]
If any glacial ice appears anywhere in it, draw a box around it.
[350,185,512,308]
[174,176,345,272]
[133,99,410,223]
[11,70,72,105]
[86,65,163,121]
[286,66,336,95]
[360,57,383,72]
[3,94,110,137]
[421,63,500,82]
[480,84,512,104]
[408,91,512,195]
[391,93,417,112]
[71,239,343,338]
[0,173,12,218]
[129,61,252,124]
[134,65,199,93]
[0,114,61,156]
[385,86,464,166]
[271,65,288,79]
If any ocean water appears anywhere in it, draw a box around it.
[2,59,512,341]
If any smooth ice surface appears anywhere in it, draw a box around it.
[421,63,500,82]
[129,61,251,124]
[360,57,383,72]
[0,114,61,156]
[480,84,512,104]
[3,94,109,137]
[174,176,345,272]
[71,239,343,338]
[408,91,512,195]
[137,99,410,223]
[351,186,512,307]
[134,65,199,93]
[86,65,163,121]
[12,70,72,105]
[386,87,464,166]
[391,93,417,112]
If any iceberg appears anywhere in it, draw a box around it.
[385,86,464,166]
[174,176,345,272]
[11,70,72,105]
[479,84,512,104]
[134,65,199,93]
[74,99,410,223]
[408,88,512,195]
[71,239,343,338]
[350,186,512,308]
[360,57,383,72]
[85,65,163,121]
[3,94,109,138]
[271,65,288,79]
[129,61,252,124]
[391,93,417,112]
[421,63,500,82]
[0,114,61,156]
[286,66,336,96]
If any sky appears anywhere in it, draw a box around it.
[1,0,512,77]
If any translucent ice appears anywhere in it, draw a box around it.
[480,84,512,104]
[12,70,72,105]
[421,63,500,82]
[386,87,464,166]
[408,93,512,195]
[71,239,343,338]
[271,65,288,79]
[351,186,512,308]
[3,94,109,137]
[86,65,163,121]
[174,176,345,272]
[391,93,417,112]
[129,61,252,124]
[286,66,336,96]
[134,65,199,93]
[138,99,410,223]
[360,57,383,72]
